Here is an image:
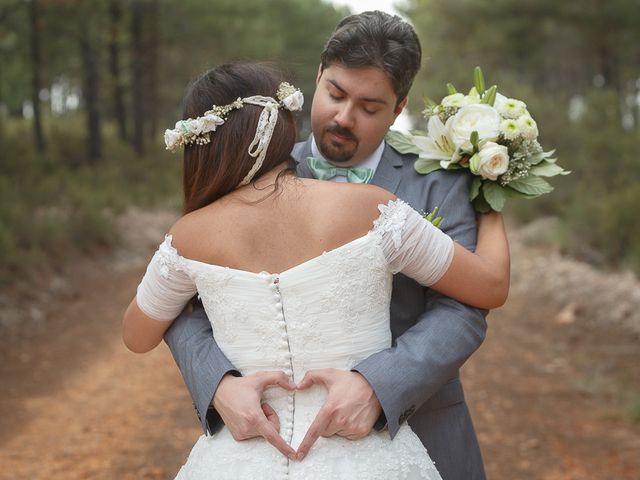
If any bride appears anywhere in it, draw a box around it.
[122,63,509,479]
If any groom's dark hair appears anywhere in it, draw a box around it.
[320,10,421,103]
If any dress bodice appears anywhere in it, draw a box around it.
[136,200,452,479]
[179,231,393,380]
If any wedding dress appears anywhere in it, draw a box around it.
[136,200,453,480]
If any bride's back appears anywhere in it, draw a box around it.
[167,63,393,272]
[169,176,394,274]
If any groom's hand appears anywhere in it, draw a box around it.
[213,371,297,460]
[295,369,381,460]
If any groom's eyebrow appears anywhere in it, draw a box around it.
[327,79,388,105]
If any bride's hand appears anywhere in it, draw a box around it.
[213,371,297,459]
[295,369,381,460]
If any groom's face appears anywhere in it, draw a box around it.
[311,64,407,167]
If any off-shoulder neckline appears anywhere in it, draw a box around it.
[162,198,409,278]
[164,231,374,278]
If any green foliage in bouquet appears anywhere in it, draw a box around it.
[423,207,443,228]
[387,67,570,212]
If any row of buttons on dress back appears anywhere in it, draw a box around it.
[266,274,296,477]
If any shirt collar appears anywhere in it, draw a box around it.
[311,137,385,177]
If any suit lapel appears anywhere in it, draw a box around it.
[371,143,403,194]
[293,136,314,179]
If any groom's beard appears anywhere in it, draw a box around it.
[318,123,359,164]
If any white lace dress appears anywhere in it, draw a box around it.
[136,200,454,480]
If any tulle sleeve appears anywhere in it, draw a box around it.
[372,199,454,286]
[136,235,198,321]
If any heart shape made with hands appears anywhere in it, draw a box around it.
[264,369,382,461]
[215,369,380,461]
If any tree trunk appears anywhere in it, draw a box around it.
[109,0,127,142]
[29,0,46,152]
[80,25,102,162]
[593,0,622,94]
[147,0,159,139]
[131,0,145,155]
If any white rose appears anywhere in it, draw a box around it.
[164,129,182,151]
[473,141,509,180]
[199,114,225,133]
[449,104,501,147]
[517,114,538,140]
[441,93,467,108]
[281,91,304,111]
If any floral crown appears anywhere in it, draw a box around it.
[164,82,303,187]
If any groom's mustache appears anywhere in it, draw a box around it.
[326,123,358,143]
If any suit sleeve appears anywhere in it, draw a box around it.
[164,305,240,434]
[353,171,488,438]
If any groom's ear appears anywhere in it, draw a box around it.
[393,97,408,117]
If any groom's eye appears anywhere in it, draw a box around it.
[326,85,345,101]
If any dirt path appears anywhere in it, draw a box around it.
[1,212,639,479]
[0,264,200,479]
[463,297,640,480]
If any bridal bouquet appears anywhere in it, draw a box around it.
[387,67,569,212]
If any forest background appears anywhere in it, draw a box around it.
[1,0,639,284]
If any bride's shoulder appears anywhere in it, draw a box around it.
[305,180,394,206]
[167,204,227,260]
[306,181,398,231]
[331,183,396,215]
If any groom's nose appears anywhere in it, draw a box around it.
[334,103,356,131]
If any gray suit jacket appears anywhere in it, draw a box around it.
[164,136,488,480]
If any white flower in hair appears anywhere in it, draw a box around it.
[199,114,225,133]
[188,118,205,135]
[282,90,304,111]
[277,82,304,111]
[164,81,302,163]
[164,129,182,151]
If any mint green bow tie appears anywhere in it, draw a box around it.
[307,157,374,184]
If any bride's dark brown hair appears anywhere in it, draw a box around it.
[181,63,297,214]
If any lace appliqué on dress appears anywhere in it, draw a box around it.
[156,234,189,279]
[372,199,410,249]
[135,235,198,321]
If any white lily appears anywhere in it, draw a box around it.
[412,116,463,169]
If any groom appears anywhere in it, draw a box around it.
[165,11,488,480]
